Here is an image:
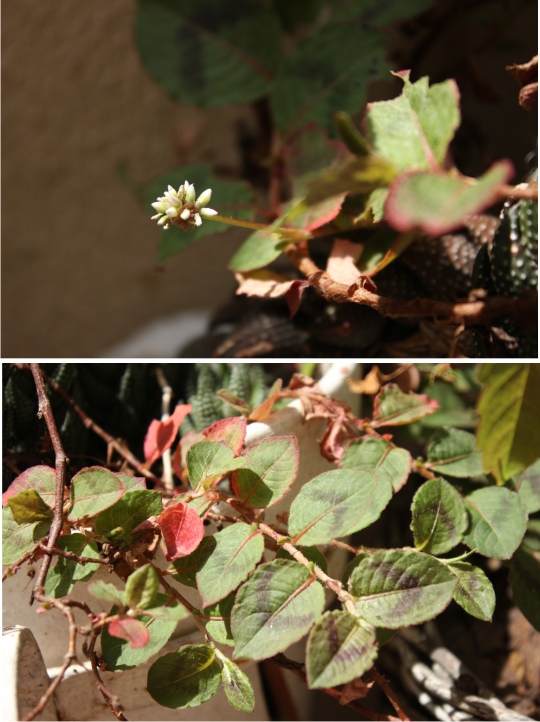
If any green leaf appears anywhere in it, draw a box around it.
[476,364,540,483]
[229,229,288,272]
[306,610,377,689]
[449,562,495,622]
[426,427,484,478]
[135,0,281,106]
[88,581,126,608]
[125,564,159,610]
[44,533,101,598]
[2,505,51,565]
[385,162,513,235]
[463,487,528,559]
[68,467,125,521]
[114,473,147,491]
[330,0,437,26]
[508,544,540,631]
[232,436,299,508]
[350,549,457,628]
[366,72,460,170]
[143,165,256,262]
[95,490,162,541]
[288,469,392,546]
[143,602,190,623]
[340,436,412,493]
[147,645,221,708]
[220,656,255,713]
[187,441,246,490]
[419,381,477,430]
[270,25,389,134]
[172,536,214,588]
[372,384,439,427]
[102,598,178,671]
[205,591,236,646]
[509,459,540,514]
[410,477,468,555]
[196,523,264,607]
[7,489,54,524]
[232,559,324,660]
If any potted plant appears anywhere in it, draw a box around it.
[3,363,539,720]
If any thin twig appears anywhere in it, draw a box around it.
[22,598,78,721]
[284,243,538,327]
[370,667,412,722]
[32,365,162,487]
[86,629,127,721]
[30,364,68,598]
[38,543,111,565]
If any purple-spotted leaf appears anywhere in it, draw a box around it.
[68,467,125,521]
[231,560,324,660]
[171,536,214,588]
[365,72,460,171]
[411,477,468,555]
[196,523,264,607]
[202,416,247,455]
[101,598,178,671]
[463,487,527,559]
[125,564,159,610]
[147,645,221,709]
[449,562,495,622]
[340,436,412,493]
[7,489,54,524]
[384,162,513,235]
[220,656,255,713]
[187,441,247,491]
[232,436,299,508]
[372,384,439,427]
[108,618,149,649]
[158,502,204,560]
[426,427,484,478]
[306,610,378,689]
[476,364,540,484]
[2,466,56,509]
[288,469,392,546]
[350,549,457,628]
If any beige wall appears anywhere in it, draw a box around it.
[2,1,255,357]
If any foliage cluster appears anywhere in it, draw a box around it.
[135,0,537,356]
[2,363,540,718]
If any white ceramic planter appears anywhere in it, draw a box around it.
[3,362,361,721]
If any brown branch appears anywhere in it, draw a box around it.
[38,543,111,566]
[369,667,411,722]
[30,364,69,598]
[34,365,162,487]
[86,629,127,721]
[284,243,538,327]
[23,599,78,721]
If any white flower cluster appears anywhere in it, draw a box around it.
[151,181,217,231]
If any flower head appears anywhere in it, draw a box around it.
[151,181,217,231]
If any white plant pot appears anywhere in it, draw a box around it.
[2,362,361,721]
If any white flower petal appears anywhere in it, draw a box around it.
[195,188,212,208]
[180,208,191,220]
[151,201,168,212]
[200,207,218,218]
[166,207,179,218]
[185,183,196,205]
[193,213,202,226]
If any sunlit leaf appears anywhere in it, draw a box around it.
[411,477,468,555]
[147,645,221,708]
[463,487,528,559]
[158,502,205,560]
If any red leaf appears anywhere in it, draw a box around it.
[144,404,192,465]
[108,618,150,648]
[285,280,310,318]
[158,502,204,560]
[203,416,247,455]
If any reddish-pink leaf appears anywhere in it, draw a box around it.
[158,502,204,560]
[203,417,247,455]
[249,379,283,422]
[108,618,150,649]
[235,270,298,300]
[286,280,310,318]
[144,404,192,465]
